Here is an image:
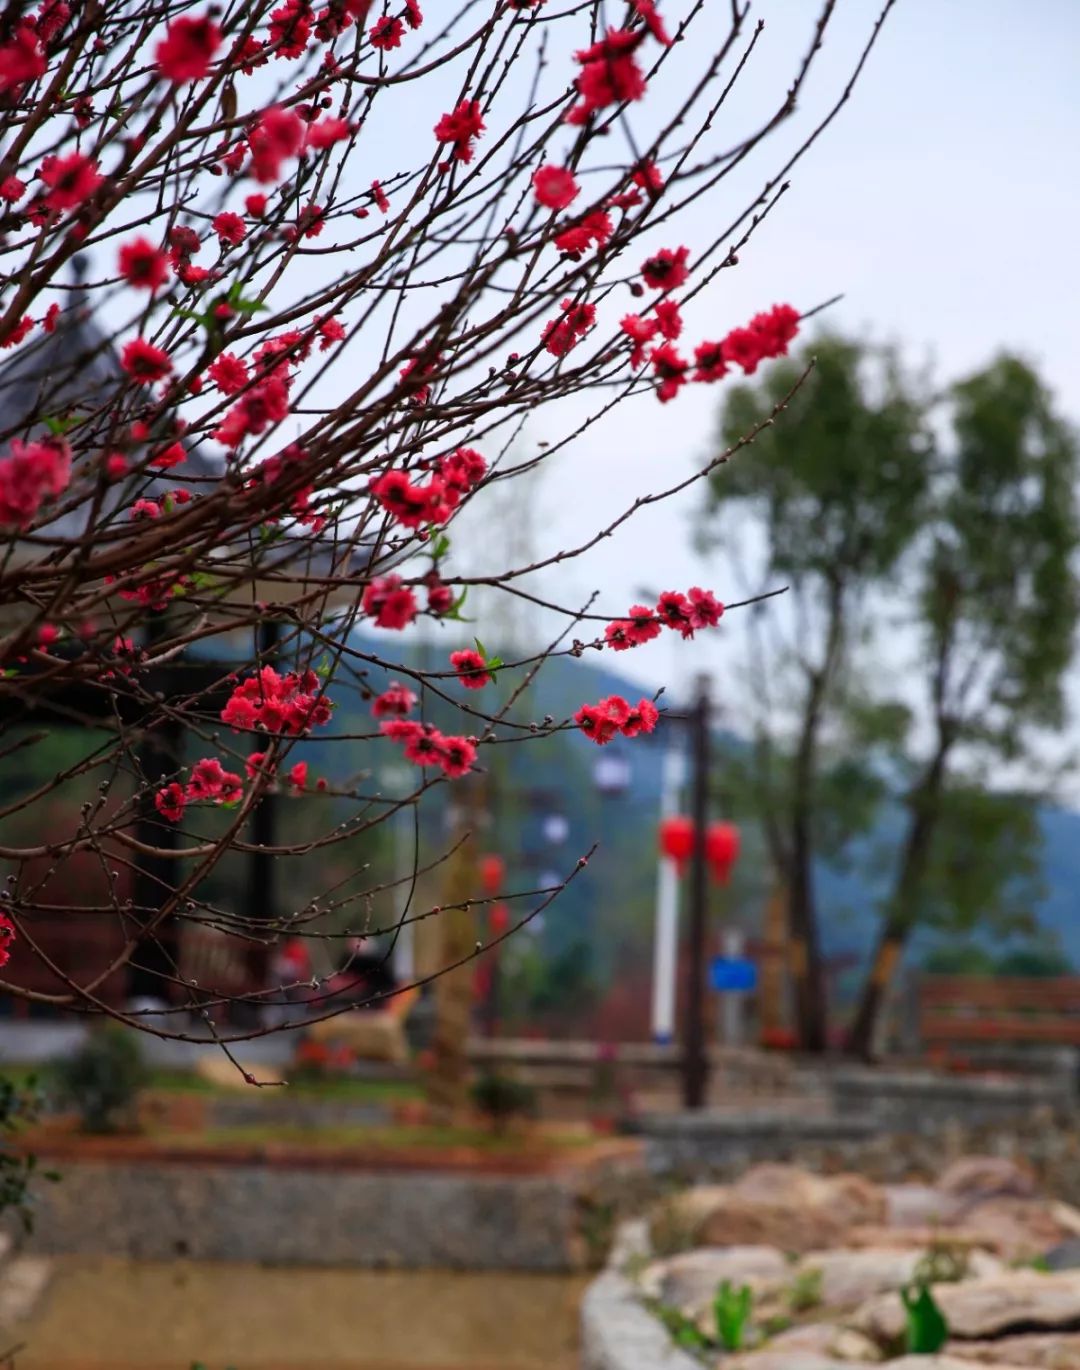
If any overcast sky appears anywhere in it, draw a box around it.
[470,0,1080,721]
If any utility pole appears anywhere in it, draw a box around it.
[682,674,711,1109]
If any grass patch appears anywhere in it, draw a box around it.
[151,1121,600,1153]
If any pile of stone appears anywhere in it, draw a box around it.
[635,1158,1080,1368]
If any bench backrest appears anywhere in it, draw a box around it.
[920,975,1080,1044]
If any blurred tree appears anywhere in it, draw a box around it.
[847,357,1079,1054]
[701,336,933,1048]
[703,342,1078,1054]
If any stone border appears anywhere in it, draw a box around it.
[580,1221,700,1370]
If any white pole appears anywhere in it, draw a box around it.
[721,928,746,1047]
[651,747,685,1042]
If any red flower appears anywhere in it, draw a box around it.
[270,0,313,59]
[622,698,659,738]
[151,441,185,469]
[186,757,229,801]
[749,302,800,357]
[542,297,596,357]
[654,299,682,340]
[248,106,304,182]
[370,469,444,529]
[687,586,724,630]
[567,29,646,125]
[308,116,351,150]
[0,176,24,202]
[208,352,249,395]
[212,212,246,245]
[721,326,763,375]
[434,99,485,164]
[632,0,672,45]
[317,316,346,349]
[0,437,70,528]
[450,648,492,689]
[402,725,445,767]
[605,604,661,651]
[656,589,693,636]
[118,237,170,292]
[370,15,404,48]
[287,761,308,792]
[620,313,659,369]
[649,341,689,404]
[438,736,476,779]
[0,912,15,970]
[693,340,727,383]
[121,338,172,384]
[533,164,579,210]
[363,575,418,630]
[631,159,664,195]
[155,783,186,823]
[554,209,612,260]
[370,179,390,213]
[381,718,422,744]
[575,695,631,746]
[642,245,689,290]
[427,577,454,615]
[245,193,268,218]
[155,14,222,82]
[0,26,46,92]
[372,682,417,718]
[404,0,422,27]
[40,153,101,210]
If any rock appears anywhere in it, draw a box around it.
[732,1166,886,1228]
[758,1323,882,1362]
[828,1326,882,1361]
[945,1333,1080,1367]
[844,1225,997,1255]
[1044,1237,1080,1271]
[637,1245,789,1309]
[723,1352,855,1370]
[961,1197,1078,1260]
[793,1249,927,1310]
[698,1194,848,1256]
[937,1156,1036,1201]
[1052,1202,1080,1238]
[650,1185,730,1252]
[852,1271,1080,1346]
[881,1359,1030,1370]
[884,1184,963,1229]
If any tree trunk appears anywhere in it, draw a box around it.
[846,743,951,1059]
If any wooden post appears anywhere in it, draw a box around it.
[682,675,710,1109]
[426,778,482,1124]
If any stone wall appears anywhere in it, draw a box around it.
[24,1156,603,1271]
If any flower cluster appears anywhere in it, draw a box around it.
[381,719,477,779]
[0,911,14,969]
[362,574,418,630]
[221,666,333,734]
[0,438,71,528]
[542,298,597,357]
[621,302,800,402]
[369,446,486,530]
[574,695,659,745]
[155,756,244,824]
[434,99,485,164]
[603,587,723,651]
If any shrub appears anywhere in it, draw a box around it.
[54,1026,147,1133]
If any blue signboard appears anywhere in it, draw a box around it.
[709,957,758,993]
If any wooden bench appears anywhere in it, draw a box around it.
[920,976,1080,1047]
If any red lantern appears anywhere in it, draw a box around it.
[658,815,695,874]
[479,854,505,895]
[489,901,510,935]
[705,821,740,884]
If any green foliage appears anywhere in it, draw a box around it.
[0,1076,59,1233]
[469,1071,538,1129]
[700,333,1080,1045]
[913,1241,970,1286]
[786,1265,823,1312]
[54,1025,147,1133]
[713,1280,753,1350]
[654,1302,709,1353]
[901,1282,949,1354]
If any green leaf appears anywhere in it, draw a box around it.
[430,533,451,561]
[43,414,78,435]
